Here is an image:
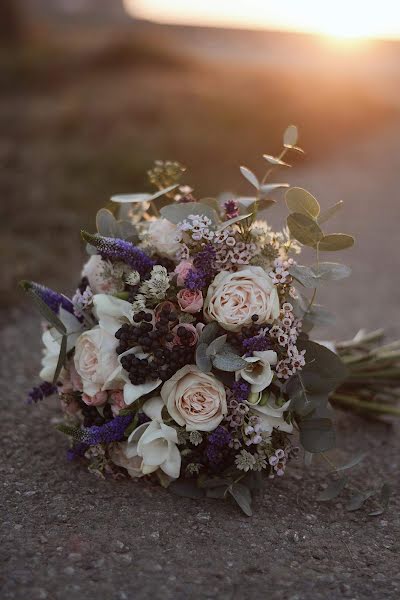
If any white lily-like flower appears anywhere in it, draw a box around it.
[250,393,293,435]
[92,293,135,335]
[126,396,181,479]
[236,350,278,394]
[40,308,83,382]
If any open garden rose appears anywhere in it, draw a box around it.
[161,365,227,431]
[74,327,120,397]
[204,266,280,332]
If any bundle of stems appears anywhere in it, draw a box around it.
[330,329,400,419]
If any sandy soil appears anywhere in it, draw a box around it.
[1,120,400,599]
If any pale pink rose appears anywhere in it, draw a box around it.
[170,324,199,348]
[177,289,203,314]
[174,260,193,287]
[82,390,108,407]
[74,326,120,396]
[161,365,227,432]
[204,266,280,332]
[111,390,127,416]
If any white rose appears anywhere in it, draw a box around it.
[74,326,120,397]
[125,396,181,479]
[148,218,181,259]
[237,350,277,394]
[161,365,227,432]
[40,308,83,383]
[250,394,293,435]
[204,266,280,332]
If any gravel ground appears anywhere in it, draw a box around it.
[2,123,400,599]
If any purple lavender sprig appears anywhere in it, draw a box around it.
[20,281,74,315]
[81,231,154,276]
[58,414,134,446]
[205,426,231,466]
[232,380,250,403]
[242,333,274,355]
[185,244,216,290]
[26,381,58,404]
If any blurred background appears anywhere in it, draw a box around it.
[1,1,399,336]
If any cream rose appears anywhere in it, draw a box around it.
[204,266,280,332]
[148,218,182,259]
[161,365,227,432]
[74,326,120,397]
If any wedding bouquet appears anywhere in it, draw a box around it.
[22,127,398,515]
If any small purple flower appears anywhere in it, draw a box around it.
[205,426,231,466]
[26,381,58,404]
[232,380,250,404]
[82,414,133,446]
[193,244,216,276]
[67,442,89,461]
[184,268,207,290]
[21,281,74,316]
[82,232,154,276]
[242,333,274,355]
[224,199,239,219]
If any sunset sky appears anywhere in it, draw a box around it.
[124,0,400,40]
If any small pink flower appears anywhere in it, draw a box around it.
[174,260,193,287]
[111,390,127,416]
[177,289,203,314]
[82,390,108,407]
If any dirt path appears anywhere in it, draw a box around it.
[2,121,400,599]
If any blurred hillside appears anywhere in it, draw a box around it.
[1,14,399,308]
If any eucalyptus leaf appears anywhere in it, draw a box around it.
[169,480,205,499]
[212,351,248,372]
[111,193,152,204]
[217,213,253,230]
[317,477,347,501]
[200,197,220,212]
[287,213,323,247]
[283,124,298,147]
[263,154,291,167]
[206,486,228,499]
[240,166,259,189]
[319,234,355,252]
[228,483,253,516]
[53,334,67,384]
[257,198,277,210]
[312,262,351,281]
[346,490,375,512]
[299,417,336,453]
[206,334,228,357]
[115,220,139,243]
[96,208,116,237]
[368,483,391,516]
[336,452,367,472]
[289,265,318,288]
[199,322,220,345]
[286,187,320,219]
[302,305,336,332]
[199,477,232,489]
[160,202,219,225]
[318,200,344,224]
[149,184,179,201]
[297,340,349,394]
[196,343,212,373]
[259,183,290,196]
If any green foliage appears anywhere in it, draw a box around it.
[199,322,221,345]
[263,154,291,167]
[19,281,66,335]
[206,334,228,357]
[287,212,323,247]
[228,483,253,517]
[286,187,320,219]
[318,233,355,251]
[240,166,259,189]
[297,340,349,394]
[318,200,344,224]
[53,334,67,385]
[283,124,299,148]
[160,202,219,225]
[195,343,212,373]
[289,262,351,288]
[299,417,336,453]
[212,350,248,372]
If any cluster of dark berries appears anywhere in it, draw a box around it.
[80,401,113,428]
[115,305,195,384]
[226,314,263,349]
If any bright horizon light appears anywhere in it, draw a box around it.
[124,0,400,41]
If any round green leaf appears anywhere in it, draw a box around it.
[283,124,298,147]
[319,234,355,251]
[286,187,320,219]
[287,213,323,247]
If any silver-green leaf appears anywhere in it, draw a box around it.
[240,166,259,189]
[286,187,320,219]
[287,213,323,247]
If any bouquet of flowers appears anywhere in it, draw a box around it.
[22,126,398,515]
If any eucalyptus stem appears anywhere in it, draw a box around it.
[331,393,400,417]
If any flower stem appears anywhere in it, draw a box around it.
[331,393,400,417]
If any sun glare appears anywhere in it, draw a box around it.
[124,0,400,41]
